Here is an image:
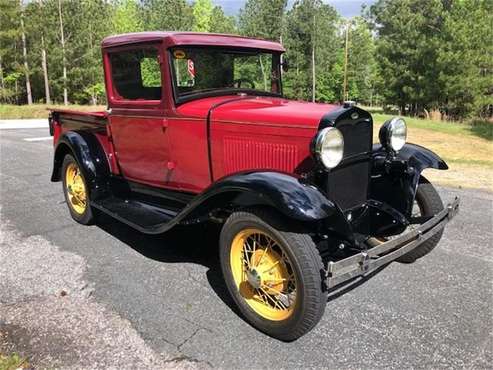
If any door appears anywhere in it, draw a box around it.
[105,45,171,187]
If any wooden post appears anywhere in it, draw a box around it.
[311,14,316,102]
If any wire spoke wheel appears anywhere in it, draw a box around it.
[230,229,298,321]
[371,179,445,263]
[384,199,422,241]
[65,162,87,215]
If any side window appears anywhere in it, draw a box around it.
[109,48,162,101]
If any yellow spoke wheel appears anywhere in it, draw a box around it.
[220,211,326,341]
[65,161,87,215]
[230,228,297,321]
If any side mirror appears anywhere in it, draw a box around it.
[281,59,289,73]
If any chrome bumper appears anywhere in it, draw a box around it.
[327,197,460,289]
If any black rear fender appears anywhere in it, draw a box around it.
[51,131,110,200]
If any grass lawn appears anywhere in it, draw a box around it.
[1,104,492,191]
[373,114,493,191]
[0,352,29,370]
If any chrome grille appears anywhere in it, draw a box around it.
[327,118,372,210]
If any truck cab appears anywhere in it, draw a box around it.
[49,32,458,341]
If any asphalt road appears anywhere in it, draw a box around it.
[1,127,492,369]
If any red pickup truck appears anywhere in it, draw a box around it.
[49,32,459,341]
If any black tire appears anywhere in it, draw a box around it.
[219,209,326,341]
[396,180,444,263]
[61,154,94,225]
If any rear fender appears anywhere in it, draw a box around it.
[51,131,110,200]
[370,143,447,218]
[182,171,355,243]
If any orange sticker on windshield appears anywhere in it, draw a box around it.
[173,50,186,59]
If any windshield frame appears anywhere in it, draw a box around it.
[168,46,283,105]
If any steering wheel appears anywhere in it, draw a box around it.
[233,78,255,89]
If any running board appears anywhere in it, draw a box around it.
[91,196,178,233]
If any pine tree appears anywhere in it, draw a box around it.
[113,0,144,34]
[142,0,193,31]
[192,0,213,32]
[209,6,236,34]
[0,0,22,103]
[239,0,287,41]
[283,0,340,102]
[437,0,493,119]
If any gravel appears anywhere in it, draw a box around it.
[0,221,203,369]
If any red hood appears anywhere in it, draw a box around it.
[176,95,340,129]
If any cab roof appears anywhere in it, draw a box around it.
[101,31,285,52]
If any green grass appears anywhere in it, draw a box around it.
[0,104,106,119]
[441,157,493,168]
[372,113,492,141]
[469,119,493,141]
[0,353,28,370]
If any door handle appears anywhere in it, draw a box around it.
[161,119,168,132]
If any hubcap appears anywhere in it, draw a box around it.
[65,162,87,215]
[230,229,297,321]
[246,269,261,289]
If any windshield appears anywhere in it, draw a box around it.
[170,47,282,103]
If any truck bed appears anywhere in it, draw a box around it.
[50,108,108,123]
[50,108,108,135]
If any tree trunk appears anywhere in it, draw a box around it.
[343,21,350,102]
[399,104,405,116]
[38,1,51,104]
[58,0,68,105]
[20,3,33,105]
[41,35,51,104]
[0,55,4,91]
[15,79,19,104]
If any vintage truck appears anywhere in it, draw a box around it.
[49,32,459,341]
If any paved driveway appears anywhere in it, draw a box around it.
[1,127,492,368]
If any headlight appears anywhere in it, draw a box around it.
[379,117,407,152]
[313,127,344,169]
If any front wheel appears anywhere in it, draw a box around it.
[219,210,326,341]
[396,179,444,263]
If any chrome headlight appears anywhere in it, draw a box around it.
[313,127,344,169]
[379,117,407,152]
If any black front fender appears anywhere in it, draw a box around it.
[51,131,110,200]
[181,171,354,243]
[394,143,448,171]
[370,143,447,219]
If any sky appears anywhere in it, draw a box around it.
[214,0,377,18]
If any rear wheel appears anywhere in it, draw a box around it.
[219,210,326,341]
[62,154,94,225]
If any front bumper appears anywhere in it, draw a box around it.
[326,197,460,289]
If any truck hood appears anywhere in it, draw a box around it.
[176,95,340,129]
